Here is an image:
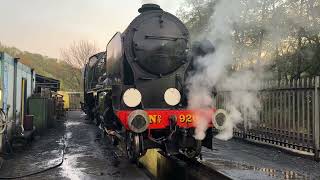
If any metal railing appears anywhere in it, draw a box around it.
[216,76,320,160]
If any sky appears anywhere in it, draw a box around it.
[0,0,183,58]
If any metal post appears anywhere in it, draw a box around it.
[314,76,319,161]
[13,58,18,135]
[31,69,34,93]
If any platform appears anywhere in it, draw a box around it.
[202,138,320,179]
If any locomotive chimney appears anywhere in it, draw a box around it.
[138,4,162,13]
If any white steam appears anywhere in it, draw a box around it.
[188,0,320,141]
[215,71,261,140]
[188,0,262,141]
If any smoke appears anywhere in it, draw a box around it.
[188,0,263,141]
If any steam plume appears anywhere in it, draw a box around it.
[188,0,262,141]
[188,0,320,141]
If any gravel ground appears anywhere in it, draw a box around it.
[0,111,149,180]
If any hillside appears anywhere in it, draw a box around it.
[0,42,81,91]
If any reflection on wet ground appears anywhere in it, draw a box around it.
[65,121,81,128]
[202,138,320,180]
[203,158,308,180]
[0,111,149,180]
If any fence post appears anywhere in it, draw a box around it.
[314,76,319,161]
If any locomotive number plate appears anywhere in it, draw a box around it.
[179,114,193,124]
[149,115,162,124]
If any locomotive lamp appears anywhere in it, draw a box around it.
[128,110,150,133]
[213,109,230,131]
[123,88,142,107]
[164,88,181,106]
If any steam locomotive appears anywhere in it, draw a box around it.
[83,4,228,161]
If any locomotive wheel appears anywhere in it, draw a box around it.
[126,131,142,163]
[0,110,6,134]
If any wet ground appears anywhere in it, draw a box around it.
[1,111,319,180]
[0,111,149,180]
[202,138,320,180]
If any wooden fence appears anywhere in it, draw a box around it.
[216,76,320,160]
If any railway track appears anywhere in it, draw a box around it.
[139,149,232,180]
[102,126,231,179]
[174,154,231,180]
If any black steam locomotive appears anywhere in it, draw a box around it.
[83,4,226,161]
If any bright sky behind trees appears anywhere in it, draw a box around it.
[0,0,182,58]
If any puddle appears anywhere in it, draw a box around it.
[203,158,309,180]
[60,123,91,179]
[66,122,81,127]
[65,132,72,139]
[31,157,61,168]
[50,149,60,154]
[61,154,88,180]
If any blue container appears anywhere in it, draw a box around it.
[0,52,35,151]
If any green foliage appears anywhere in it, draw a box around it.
[0,42,81,91]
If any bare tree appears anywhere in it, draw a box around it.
[60,40,99,86]
[61,40,99,69]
